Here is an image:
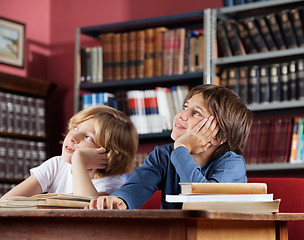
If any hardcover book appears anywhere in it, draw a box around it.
[136,30,145,79]
[236,22,258,54]
[243,17,268,52]
[224,20,246,56]
[217,21,233,57]
[289,8,304,47]
[144,28,155,78]
[277,9,298,49]
[179,182,267,195]
[182,199,280,213]
[265,13,286,50]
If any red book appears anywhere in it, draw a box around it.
[162,30,175,76]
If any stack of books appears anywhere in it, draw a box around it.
[166,182,280,212]
[0,193,94,209]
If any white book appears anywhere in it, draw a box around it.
[166,193,274,203]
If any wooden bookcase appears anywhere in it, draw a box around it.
[208,0,304,172]
[0,72,54,195]
[74,10,211,142]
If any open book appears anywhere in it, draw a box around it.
[0,193,95,209]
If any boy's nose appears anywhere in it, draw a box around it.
[179,111,188,121]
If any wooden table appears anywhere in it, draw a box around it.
[0,209,303,240]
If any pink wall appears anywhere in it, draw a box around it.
[1,0,222,155]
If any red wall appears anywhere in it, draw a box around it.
[1,0,223,155]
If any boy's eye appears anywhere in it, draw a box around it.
[73,125,78,131]
[193,111,201,116]
[85,136,94,142]
[182,105,188,110]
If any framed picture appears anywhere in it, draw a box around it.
[0,17,25,68]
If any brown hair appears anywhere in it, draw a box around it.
[68,105,138,177]
[184,84,253,159]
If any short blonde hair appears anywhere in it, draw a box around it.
[68,105,138,177]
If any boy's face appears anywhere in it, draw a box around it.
[171,94,211,141]
[61,118,99,164]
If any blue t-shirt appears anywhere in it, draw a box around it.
[113,144,247,209]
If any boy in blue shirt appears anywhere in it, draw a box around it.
[87,84,253,209]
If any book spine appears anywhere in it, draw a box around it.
[144,28,154,78]
[289,117,299,163]
[173,28,186,75]
[243,18,268,52]
[21,96,29,135]
[0,92,7,132]
[163,30,175,76]
[80,48,87,83]
[5,93,14,133]
[97,46,103,83]
[288,60,297,101]
[248,65,260,104]
[236,22,258,54]
[224,20,245,56]
[136,30,145,79]
[128,31,137,79]
[121,32,129,80]
[289,8,304,47]
[259,65,270,103]
[227,68,240,95]
[220,68,228,88]
[36,98,46,137]
[99,33,114,81]
[265,13,286,50]
[269,63,281,102]
[189,31,199,73]
[277,9,298,49]
[0,137,6,178]
[297,59,304,100]
[90,47,98,83]
[112,33,122,81]
[154,27,168,77]
[238,66,248,104]
[217,21,233,57]
[280,63,289,101]
[197,33,204,72]
[6,138,14,179]
[256,17,277,51]
[85,47,92,82]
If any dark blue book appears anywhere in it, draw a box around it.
[259,65,270,103]
[269,64,281,102]
[297,59,304,100]
[248,65,260,104]
[223,0,234,6]
[234,0,244,5]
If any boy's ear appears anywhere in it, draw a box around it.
[211,137,226,146]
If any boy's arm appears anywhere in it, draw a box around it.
[71,147,108,197]
[0,175,42,201]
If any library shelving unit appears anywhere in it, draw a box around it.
[74,10,213,141]
[0,72,55,194]
[208,0,304,172]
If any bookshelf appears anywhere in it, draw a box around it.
[209,0,304,172]
[74,10,211,141]
[0,72,54,195]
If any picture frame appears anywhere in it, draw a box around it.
[0,17,25,68]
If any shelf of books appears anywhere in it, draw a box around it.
[210,0,304,171]
[74,10,209,140]
[0,72,54,196]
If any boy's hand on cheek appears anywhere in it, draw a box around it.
[72,147,108,170]
[174,116,219,154]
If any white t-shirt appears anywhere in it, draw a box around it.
[30,156,125,194]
